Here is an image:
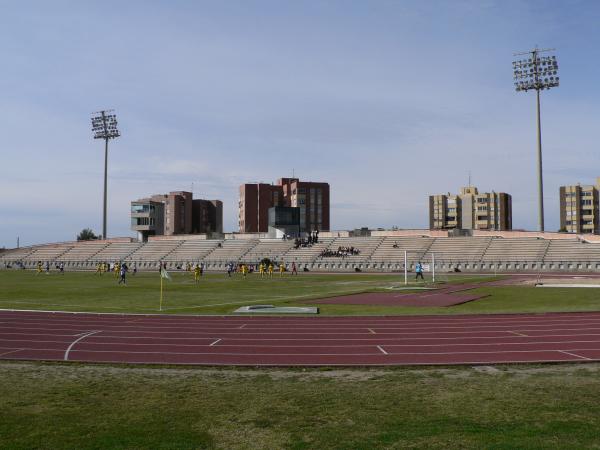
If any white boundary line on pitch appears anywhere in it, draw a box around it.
[64,331,100,361]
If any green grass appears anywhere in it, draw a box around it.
[2,269,600,315]
[2,361,600,449]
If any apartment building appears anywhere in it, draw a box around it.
[429,186,512,231]
[239,178,330,233]
[559,179,600,233]
[131,191,223,241]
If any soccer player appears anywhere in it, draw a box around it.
[415,262,424,281]
[118,262,128,285]
[114,262,120,278]
[36,261,43,275]
[268,263,274,278]
[45,261,50,275]
[259,263,265,278]
[291,262,298,276]
[194,264,201,284]
[59,262,65,275]
[241,264,248,278]
[226,262,233,277]
[279,263,285,277]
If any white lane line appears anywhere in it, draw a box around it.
[210,338,222,347]
[558,350,591,360]
[64,331,100,361]
[239,324,247,329]
[509,331,528,337]
[367,328,376,334]
[377,345,388,355]
[0,349,22,358]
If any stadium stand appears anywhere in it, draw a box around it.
[58,241,109,264]
[482,237,550,262]
[127,240,183,268]
[92,242,143,263]
[243,239,295,263]
[370,236,435,262]
[281,237,335,265]
[164,240,221,264]
[427,237,492,262]
[203,239,259,268]
[6,231,600,272]
[22,243,73,264]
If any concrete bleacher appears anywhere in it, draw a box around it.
[482,237,550,262]
[203,239,258,265]
[243,239,295,263]
[127,240,182,265]
[282,238,335,264]
[7,231,600,272]
[544,239,600,262]
[316,236,384,263]
[164,240,220,263]
[58,241,109,262]
[22,244,73,262]
[370,236,435,262]
[92,242,143,262]
[427,237,492,262]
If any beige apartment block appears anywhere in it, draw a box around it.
[429,186,512,231]
[559,179,600,234]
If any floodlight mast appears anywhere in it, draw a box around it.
[91,110,120,240]
[512,47,559,232]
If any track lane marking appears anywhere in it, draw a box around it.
[367,328,376,334]
[0,349,22,358]
[558,350,591,360]
[209,338,222,346]
[509,331,528,337]
[64,331,100,361]
[377,345,388,355]
[239,324,247,329]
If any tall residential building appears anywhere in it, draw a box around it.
[559,179,600,233]
[429,186,512,231]
[131,191,223,241]
[239,178,330,233]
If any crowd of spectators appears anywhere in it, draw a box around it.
[320,246,360,258]
[294,231,320,249]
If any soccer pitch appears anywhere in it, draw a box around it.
[3,270,600,316]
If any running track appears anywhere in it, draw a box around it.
[4,310,600,365]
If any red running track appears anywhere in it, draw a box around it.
[3,309,600,366]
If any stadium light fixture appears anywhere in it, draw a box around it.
[513,47,559,232]
[91,110,121,240]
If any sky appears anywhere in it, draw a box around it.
[1,0,600,248]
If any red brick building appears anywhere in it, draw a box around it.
[238,178,329,233]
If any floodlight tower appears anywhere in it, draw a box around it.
[512,47,559,232]
[91,110,121,239]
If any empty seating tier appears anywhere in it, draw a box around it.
[92,242,143,262]
[427,237,492,262]
[127,241,182,262]
[58,242,109,262]
[204,240,258,263]
[244,239,295,262]
[164,240,221,263]
[370,236,435,263]
[544,240,600,262]
[482,237,550,262]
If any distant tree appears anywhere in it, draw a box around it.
[77,228,99,241]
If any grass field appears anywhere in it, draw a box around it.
[2,269,600,316]
[2,361,600,449]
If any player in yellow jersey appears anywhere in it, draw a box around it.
[36,261,43,275]
[259,263,265,278]
[279,263,285,277]
[194,264,201,284]
[114,262,120,278]
[241,264,248,278]
[268,263,274,278]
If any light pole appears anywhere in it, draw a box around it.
[513,47,559,232]
[91,110,120,240]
